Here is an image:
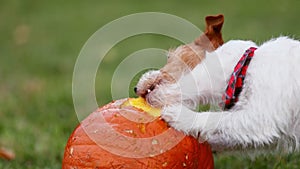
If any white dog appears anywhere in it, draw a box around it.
[135,16,300,153]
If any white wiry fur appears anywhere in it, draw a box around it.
[159,37,300,153]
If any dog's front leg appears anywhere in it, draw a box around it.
[162,105,229,138]
[162,106,280,151]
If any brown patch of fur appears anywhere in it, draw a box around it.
[135,14,225,99]
[168,14,224,74]
[159,14,224,82]
[180,44,205,69]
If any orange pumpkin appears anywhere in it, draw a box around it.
[62,98,214,169]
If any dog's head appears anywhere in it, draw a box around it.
[134,14,224,107]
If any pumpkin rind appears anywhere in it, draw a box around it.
[62,99,214,169]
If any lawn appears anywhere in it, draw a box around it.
[0,0,299,168]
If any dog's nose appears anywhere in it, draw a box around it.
[134,87,137,93]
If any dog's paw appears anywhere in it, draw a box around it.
[161,105,199,135]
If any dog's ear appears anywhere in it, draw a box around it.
[195,14,224,51]
[205,14,224,35]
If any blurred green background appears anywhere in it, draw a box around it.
[1,0,299,168]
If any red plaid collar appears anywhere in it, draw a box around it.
[222,47,257,110]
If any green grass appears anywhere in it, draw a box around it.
[0,0,299,168]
